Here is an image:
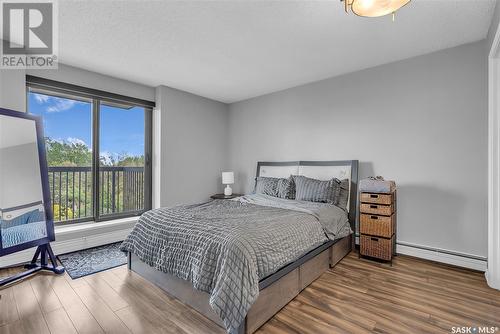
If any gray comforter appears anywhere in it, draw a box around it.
[120,194,351,333]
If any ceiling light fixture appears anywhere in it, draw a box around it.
[341,0,411,20]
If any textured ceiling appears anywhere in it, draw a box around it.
[58,0,496,103]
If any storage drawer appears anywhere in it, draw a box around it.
[360,235,393,261]
[360,192,393,205]
[360,214,395,238]
[299,250,329,290]
[360,203,393,216]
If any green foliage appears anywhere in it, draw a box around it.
[99,153,144,167]
[52,204,74,221]
[45,137,144,167]
[44,137,145,223]
[116,155,144,167]
[45,137,92,167]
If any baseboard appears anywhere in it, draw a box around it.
[355,236,487,271]
[3,230,487,272]
[0,227,132,268]
[486,270,500,290]
[396,243,487,271]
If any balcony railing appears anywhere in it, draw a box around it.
[48,166,144,223]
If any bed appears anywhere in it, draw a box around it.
[123,160,358,334]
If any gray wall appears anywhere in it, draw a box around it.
[0,64,155,112]
[228,40,488,258]
[27,64,155,102]
[0,40,489,260]
[155,86,229,207]
[0,69,26,112]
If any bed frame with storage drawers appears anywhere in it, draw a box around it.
[127,160,359,334]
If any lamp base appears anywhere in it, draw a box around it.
[224,185,233,196]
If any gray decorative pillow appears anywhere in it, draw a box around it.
[294,175,348,207]
[337,179,350,210]
[255,177,280,197]
[255,176,295,199]
[277,176,295,199]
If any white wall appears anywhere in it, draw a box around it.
[228,40,488,260]
[155,86,229,207]
[487,5,500,289]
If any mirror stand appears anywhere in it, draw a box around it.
[0,108,65,287]
[0,243,64,287]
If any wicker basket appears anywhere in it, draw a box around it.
[360,192,393,205]
[359,203,393,216]
[360,214,395,238]
[360,235,393,260]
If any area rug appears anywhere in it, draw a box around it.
[57,242,127,279]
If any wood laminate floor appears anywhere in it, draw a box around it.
[0,252,499,334]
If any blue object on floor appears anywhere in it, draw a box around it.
[57,242,126,279]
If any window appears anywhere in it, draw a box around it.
[27,76,153,224]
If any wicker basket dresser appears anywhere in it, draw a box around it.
[359,190,397,264]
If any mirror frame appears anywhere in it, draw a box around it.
[0,107,55,256]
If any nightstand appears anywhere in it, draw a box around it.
[359,190,397,264]
[210,193,243,200]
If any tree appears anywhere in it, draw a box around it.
[45,137,92,167]
[44,137,145,223]
[116,155,144,167]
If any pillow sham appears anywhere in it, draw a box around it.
[337,179,350,210]
[254,176,295,199]
[294,175,349,208]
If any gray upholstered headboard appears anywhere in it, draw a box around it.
[256,160,359,233]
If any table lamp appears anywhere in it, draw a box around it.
[222,172,234,196]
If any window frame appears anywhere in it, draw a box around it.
[26,75,153,225]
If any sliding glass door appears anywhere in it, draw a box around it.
[27,77,153,224]
[98,102,149,218]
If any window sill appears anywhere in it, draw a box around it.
[55,216,139,237]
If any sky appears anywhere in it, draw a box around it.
[28,92,145,160]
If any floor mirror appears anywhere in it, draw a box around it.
[0,107,64,286]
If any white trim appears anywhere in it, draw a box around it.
[152,86,164,209]
[152,105,162,209]
[0,218,136,268]
[55,216,137,235]
[488,20,500,290]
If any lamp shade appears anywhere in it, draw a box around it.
[222,172,234,185]
[350,0,411,17]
